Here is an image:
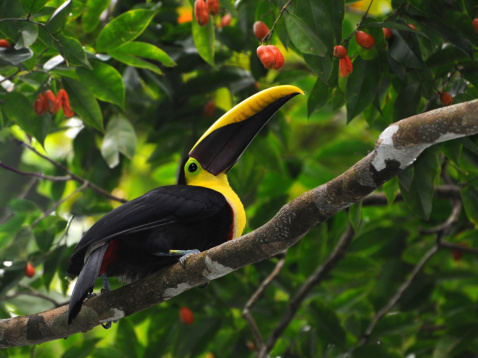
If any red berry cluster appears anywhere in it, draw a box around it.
[257,45,284,70]
[34,89,74,117]
[333,45,353,77]
[194,0,231,28]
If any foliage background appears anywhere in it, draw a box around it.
[2,0,478,356]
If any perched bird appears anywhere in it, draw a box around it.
[67,85,303,325]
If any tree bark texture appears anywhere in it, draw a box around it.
[1,99,477,348]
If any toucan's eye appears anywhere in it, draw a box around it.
[188,163,198,173]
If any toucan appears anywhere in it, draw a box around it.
[66,85,304,325]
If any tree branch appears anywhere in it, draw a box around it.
[242,251,287,350]
[258,225,355,358]
[16,140,127,203]
[1,99,478,348]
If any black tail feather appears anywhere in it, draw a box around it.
[67,243,109,324]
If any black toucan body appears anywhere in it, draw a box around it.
[67,85,303,325]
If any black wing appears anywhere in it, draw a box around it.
[67,185,227,275]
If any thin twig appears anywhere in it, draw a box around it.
[261,0,292,44]
[0,69,21,84]
[0,161,71,181]
[355,200,462,348]
[18,140,126,203]
[362,185,461,206]
[242,251,288,350]
[340,0,374,45]
[2,284,68,308]
[31,182,87,228]
[258,225,355,358]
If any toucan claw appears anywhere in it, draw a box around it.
[179,249,201,268]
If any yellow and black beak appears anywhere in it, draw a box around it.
[189,85,304,175]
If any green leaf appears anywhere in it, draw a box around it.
[393,82,421,121]
[54,32,91,68]
[294,0,343,52]
[285,12,327,56]
[108,41,176,67]
[61,338,100,358]
[308,300,346,348]
[384,176,399,205]
[101,115,137,168]
[76,62,125,109]
[21,0,49,13]
[14,22,38,49]
[399,147,440,220]
[0,47,33,66]
[346,57,381,122]
[96,9,156,52]
[461,186,478,228]
[308,77,329,117]
[3,92,46,146]
[116,319,139,358]
[45,0,72,34]
[108,50,163,75]
[415,16,473,59]
[63,77,104,132]
[191,13,215,67]
[363,21,429,38]
[83,0,110,33]
[348,200,362,232]
[388,19,425,69]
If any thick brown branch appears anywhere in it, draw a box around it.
[1,100,478,348]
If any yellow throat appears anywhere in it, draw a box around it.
[184,158,246,239]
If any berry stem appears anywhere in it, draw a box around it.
[261,0,292,44]
[340,0,374,46]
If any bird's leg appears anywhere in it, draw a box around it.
[100,273,117,329]
[154,249,201,268]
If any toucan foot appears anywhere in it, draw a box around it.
[86,292,97,299]
[154,249,201,268]
[178,249,201,268]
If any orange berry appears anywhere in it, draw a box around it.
[440,92,453,106]
[356,30,375,49]
[180,307,194,325]
[383,28,392,39]
[221,13,231,27]
[257,45,275,69]
[57,89,74,117]
[0,39,10,48]
[333,45,347,59]
[43,90,60,115]
[207,0,219,15]
[34,93,46,116]
[203,100,216,117]
[267,45,284,70]
[339,55,353,77]
[473,18,478,33]
[253,21,269,41]
[25,262,35,278]
[408,23,417,30]
[194,0,209,26]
